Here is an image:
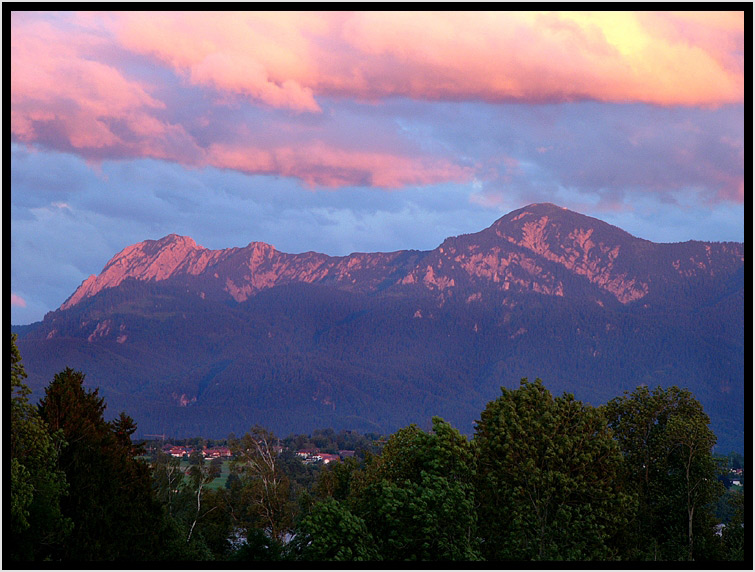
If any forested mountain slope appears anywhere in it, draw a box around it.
[14,203,745,452]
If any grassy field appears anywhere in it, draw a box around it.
[175,459,232,490]
[142,455,233,490]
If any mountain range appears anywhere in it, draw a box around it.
[13,203,745,452]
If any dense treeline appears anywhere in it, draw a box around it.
[9,334,746,562]
[151,427,385,459]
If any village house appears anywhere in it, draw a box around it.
[164,445,189,458]
[203,446,232,459]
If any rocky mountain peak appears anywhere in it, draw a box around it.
[57,204,744,312]
[61,234,206,309]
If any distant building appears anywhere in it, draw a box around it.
[204,446,232,458]
[168,446,188,457]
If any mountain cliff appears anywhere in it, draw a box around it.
[14,203,745,452]
[60,203,743,310]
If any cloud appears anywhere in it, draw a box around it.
[113,11,324,112]
[387,100,745,206]
[11,15,165,149]
[206,141,473,189]
[10,11,744,192]
[112,11,744,107]
[11,293,27,308]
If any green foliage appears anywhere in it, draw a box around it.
[150,449,233,559]
[357,472,480,561]
[603,385,725,561]
[152,450,185,517]
[288,498,379,561]
[229,426,296,544]
[190,488,236,559]
[474,378,631,561]
[299,417,480,561]
[38,367,177,560]
[11,337,736,564]
[9,334,71,561]
[313,456,364,502]
[725,451,745,471]
[230,528,286,561]
[281,427,385,460]
[720,490,745,560]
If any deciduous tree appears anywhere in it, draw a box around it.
[352,417,480,560]
[603,385,724,561]
[230,426,295,543]
[474,378,631,561]
[288,498,378,561]
[10,334,70,561]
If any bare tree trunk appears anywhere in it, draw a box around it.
[187,482,203,543]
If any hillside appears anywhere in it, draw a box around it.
[13,203,745,452]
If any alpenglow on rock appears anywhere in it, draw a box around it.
[60,203,744,311]
[15,203,745,455]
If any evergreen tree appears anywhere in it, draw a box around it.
[38,367,177,560]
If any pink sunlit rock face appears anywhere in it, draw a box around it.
[60,203,744,312]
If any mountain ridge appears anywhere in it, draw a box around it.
[15,203,745,453]
[58,202,744,312]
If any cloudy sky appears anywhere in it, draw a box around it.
[10,11,745,325]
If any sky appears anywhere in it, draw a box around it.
[10,10,746,325]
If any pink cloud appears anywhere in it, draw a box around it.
[9,15,193,161]
[11,293,27,308]
[207,142,473,189]
[9,11,744,192]
[110,11,742,108]
[10,12,471,188]
[113,11,323,112]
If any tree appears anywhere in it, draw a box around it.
[151,450,222,560]
[350,417,481,561]
[666,412,721,560]
[230,426,295,544]
[185,450,222,544]
[313,456,363,502]
[288,498,379,561]
[10,334,71,561]
[474,379,631,561]
[153,450,185,518]
[603,385,725,561]
[720,489,745,560]
[38,367,176,560]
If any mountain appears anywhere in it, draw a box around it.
[13,203,745,452]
